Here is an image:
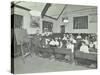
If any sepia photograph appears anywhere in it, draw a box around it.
[11,1,97,74]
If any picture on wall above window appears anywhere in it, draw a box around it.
[30,16,40,28]
[42,21,53,33]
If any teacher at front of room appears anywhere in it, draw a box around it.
[33,29,41,56]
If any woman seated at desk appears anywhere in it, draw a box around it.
[62,34,67,48]
[66,40,74,53]
[89,41,95,52]
[69,34,77,44]
[58,37,63,48]
[65,40,75,63]
[45,38,50,48]
[76,34,82,40]
[82,36,89,46]
[80,41,89,53]
[49,38,59,48]
[49,38,56,47]
[55,37,59,47]
[93,40,97,52]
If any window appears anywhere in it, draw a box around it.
[12,14,23,28]
[73,16,88,29]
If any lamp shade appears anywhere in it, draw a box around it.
[29,10,41,16]
[63,19,69,23]
[62,17,69,23]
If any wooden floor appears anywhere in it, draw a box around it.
[14,53,91,74]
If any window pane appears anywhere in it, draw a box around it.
[73,16,88,29]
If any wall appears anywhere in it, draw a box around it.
[42,16,61,33]
[43,7,97,34]
[13,6,97,34]
[63,7,97,33]
[13,7,42,34]
[57,7,97,33]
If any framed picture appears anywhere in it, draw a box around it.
[30,16,40,28]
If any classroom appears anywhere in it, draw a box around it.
[11,1,97,74]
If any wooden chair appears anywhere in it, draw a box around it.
[14,28,32,63]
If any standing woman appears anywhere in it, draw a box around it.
[62,34,67,48]
[34,29,41,56]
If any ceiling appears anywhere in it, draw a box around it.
[45,4,65,19]
[16,1,46,12]
[64,4,96,12]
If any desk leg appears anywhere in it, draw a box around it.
[70,52,74,64]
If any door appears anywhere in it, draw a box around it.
[61,25,65,33]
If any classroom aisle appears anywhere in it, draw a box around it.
[14,53,90,74]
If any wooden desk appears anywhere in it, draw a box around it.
[38,48,72,55]
[55,48,72,55]
[39,48,54,53]
[54,48,73,63]
[37,48,54,58]
[75,51,97,61]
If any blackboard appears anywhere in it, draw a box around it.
[14,28,31,60]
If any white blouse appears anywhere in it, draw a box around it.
[67,44,74,53]
[55,40,59,46]
[63,36,67,40]
[77,35,82,39]
[49,40,56,45]
[80,45,89,53]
